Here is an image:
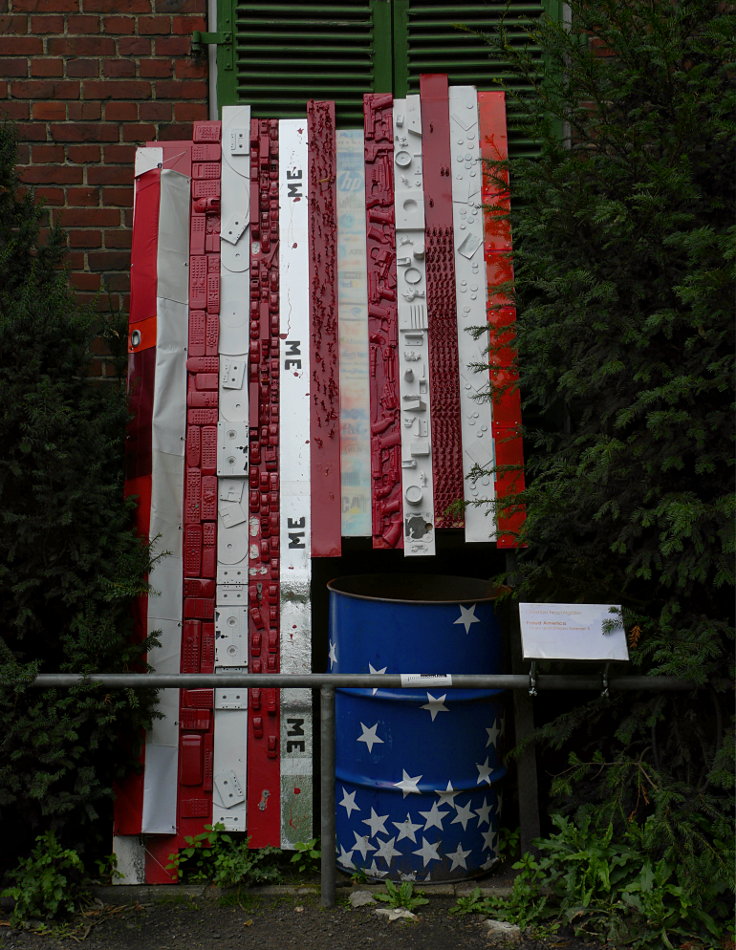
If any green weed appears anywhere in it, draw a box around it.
[375,881,428,912]
[166,823,282,888]
[457,812,733,948]
[1,831,91,926]
[289,838,321,878]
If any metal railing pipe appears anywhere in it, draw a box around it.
[23,673,698,690]
[9,669,708,907]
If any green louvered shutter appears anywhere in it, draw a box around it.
[217,0,556,141]
[395,0,557,156]
[216,1,393,125]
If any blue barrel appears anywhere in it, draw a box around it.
[328,574,505,882]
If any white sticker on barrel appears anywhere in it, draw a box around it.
[400,673,453,687]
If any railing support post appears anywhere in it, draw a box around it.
[319,685,336,908]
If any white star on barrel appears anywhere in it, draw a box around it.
[368,661,388,695]
[337,844,355,868]
[453,603,480,633]
[413,837,441,867]
[393,812,423,843]
[366,859,389,878]
[362,807,389,837]
[339,787,360,817]
[481,828,498,852]
[451,800,475,830]
[447,843,472,871]
[485,718,501,748]
[420,692,449,721]
[393,769,422,797]
[356,721,384,754]
[476,756,493,785]
[419,800,449,830]
[351,832,375,860]
[435,780,459,806]
[374,835,402,865]
[475,798,492,827]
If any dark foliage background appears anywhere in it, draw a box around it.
[475,0,734,941]
[0,124,156,879]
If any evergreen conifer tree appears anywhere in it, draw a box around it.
[0,123,154,875]
[476,0,734,938]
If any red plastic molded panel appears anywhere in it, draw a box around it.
[157,141,193,177]
[193,121,222,144]
[307,100,342,557]
[176,128,220,848]
[364,93,403,550]
[478,90,526,548]
[419,74,464,530]
[247,117,281,848]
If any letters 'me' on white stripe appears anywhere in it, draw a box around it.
[142,165,190,835]
[393,96,435,557]
[336,129,371,538]
[213,105,251,833]
[278,119,313,848]
[449,85,496,543]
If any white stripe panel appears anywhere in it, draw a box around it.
[337,129,371,537]
[112,835,146,885]
[449,86,497,542]
[214,104,251,832]
[278,119,313,848]
[142,169,190,834]
[114,148,166,869]
[393,96,435,556]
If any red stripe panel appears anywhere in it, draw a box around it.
[364,93,403,550]
[419,74,464,529]
[129,169,160,325]
[145,835,178,885]
[114,165,161,837]
[307,101,342,557]
[478,91,526,548]
[247,118,281,848]
[125,347,156,483]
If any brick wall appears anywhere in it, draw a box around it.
[0,0,209,379]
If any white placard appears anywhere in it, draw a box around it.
[519,603,628,661]
[400,673,453,687]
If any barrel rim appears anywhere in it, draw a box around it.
[327,573,505,605]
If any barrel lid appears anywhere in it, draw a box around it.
[327,573,499,604]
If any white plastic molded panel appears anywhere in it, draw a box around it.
[394,96,435,557]
[141,165,190,836]
[450,86,497,542]
[217,421,248,476]
[217,106,251,816]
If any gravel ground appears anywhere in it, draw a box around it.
[0,882,600,950]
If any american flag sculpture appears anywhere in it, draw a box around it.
[113,76,524,883]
